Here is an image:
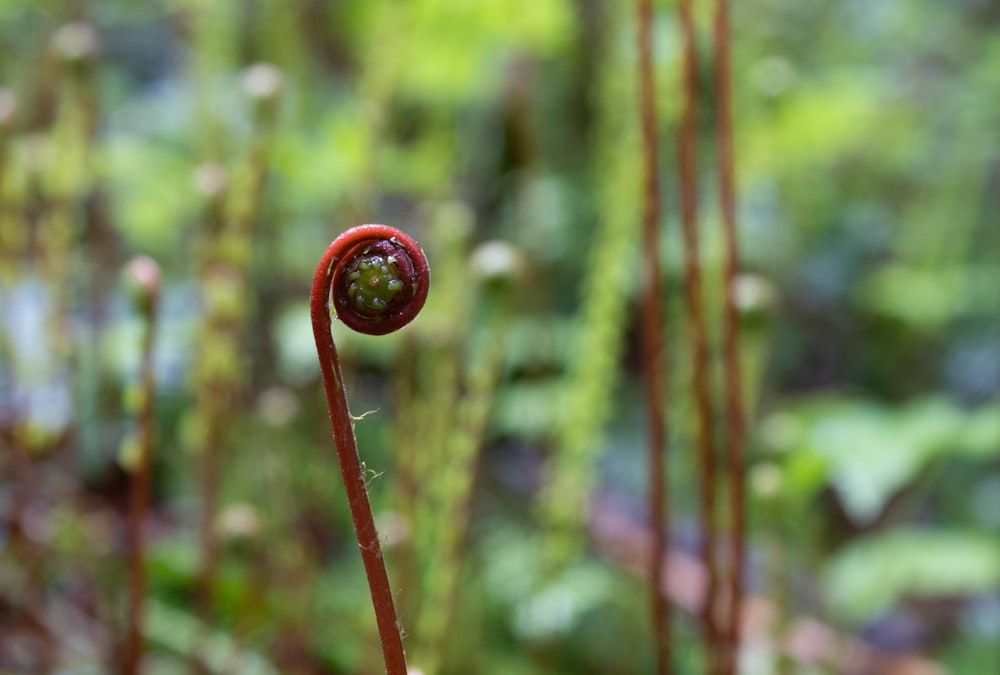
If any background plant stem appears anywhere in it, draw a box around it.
[634,0,671,672]
[677,0,722,669]
[713,1,747,673]
[124,259,160,675]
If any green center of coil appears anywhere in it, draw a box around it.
[344,254,405,317]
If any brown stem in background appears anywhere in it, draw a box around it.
[311,224,430,675]
[587,500,946,675]
[635,0,671,672]
[123,257,161,675]
[677,0,722,670]
[713,1,746,673]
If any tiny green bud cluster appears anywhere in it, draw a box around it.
[326,226,429,336]
[344,252,405,318]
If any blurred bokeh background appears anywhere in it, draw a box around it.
[2,0,1000,673]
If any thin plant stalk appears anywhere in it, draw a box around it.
[538,0,640,569]
[123,256,161,675]
[415,334,505,672]
[635,0,671,672]
[677,0,722,669]
[399,213,471,667]
[311,293,405,674]
[310,224,430,675]
[191,166,229,640]
[713,1,747,672]
[191,67,281,657]
[415,241,518,670]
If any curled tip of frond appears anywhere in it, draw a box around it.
[470,240,527,288]
[124,256,161,314]
[732,273,778,319]
[243,63,284,102]
[193,163,228,199]
[318,224,431,336]
[52,21,99,63]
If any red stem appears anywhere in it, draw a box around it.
[677,0,722,670]
[635,0,671,672]
[124,257,160,675]
[713,1,746,673]
[310,224,429,675]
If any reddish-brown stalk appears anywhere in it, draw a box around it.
[713,1,746,673]
[310,224,430,675]
[123,256,161,675]
[635,0,671,672]
[677,0,722,670]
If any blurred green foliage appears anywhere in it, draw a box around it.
[1,0,1000,673]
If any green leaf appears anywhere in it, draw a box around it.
[762,396,1000,523]
[824,529,1000,623]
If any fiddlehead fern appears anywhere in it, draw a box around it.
[310,224,429,675]
[327,226,430,335]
